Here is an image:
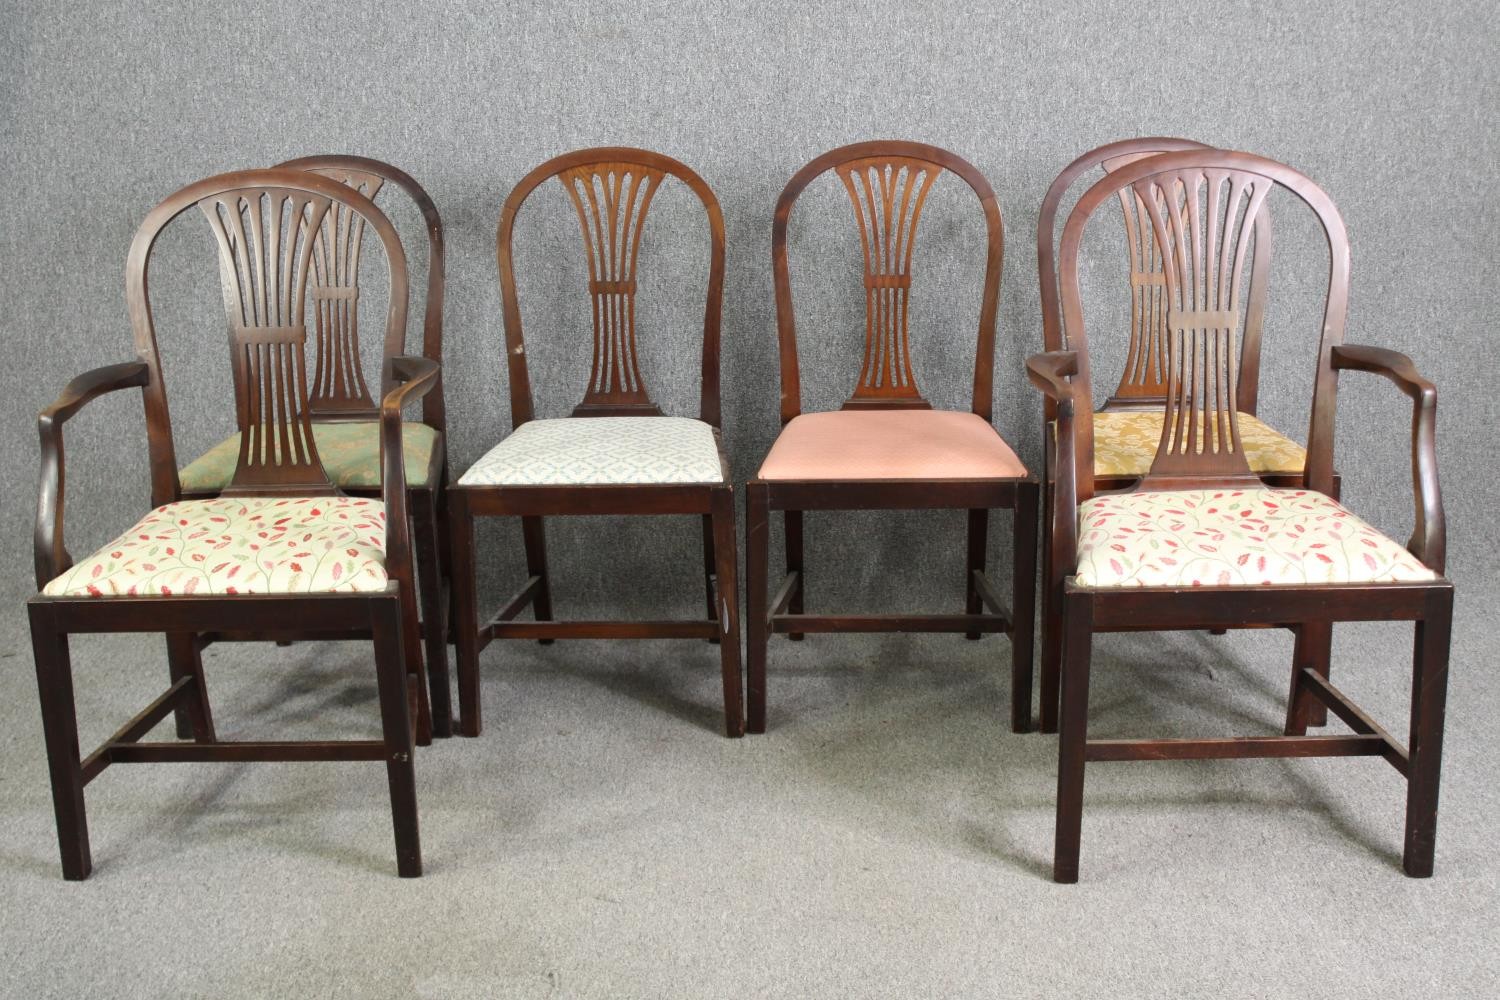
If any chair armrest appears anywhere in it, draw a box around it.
[1026,351,1079,407]
[35,362,151,589]
[377,356,441,575]
[1330,344,1445,573]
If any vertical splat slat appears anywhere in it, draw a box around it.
[557,162,666,415]
[300,169,384,415]
[835,155,938,407]
[197,189,335,492]
[1134,167,1274,482]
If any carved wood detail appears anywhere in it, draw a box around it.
[1134,168,1272,481]
[559,162,666,416]
[197,189,334,492]
[836,156,938,407]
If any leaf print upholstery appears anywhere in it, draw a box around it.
[1074,489,1435,588]
[43,497,388,596]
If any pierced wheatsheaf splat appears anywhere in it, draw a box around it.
[559,162,666,415]
[837,156,939,407]
[198,189,335,492]
[302,167,386,415]
[1102,152,1180,403]
[1135,168,1273,480]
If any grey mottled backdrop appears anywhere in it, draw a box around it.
[2,0,1495,621]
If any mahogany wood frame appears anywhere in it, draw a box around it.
[264,155,454,737]
[1034,138,1337,733]
[747,140,1038,735]
[29,169,434,878]
[1031,149,1451,883]
[451,147,743,738]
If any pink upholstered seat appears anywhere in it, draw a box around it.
[757,409,1028,481]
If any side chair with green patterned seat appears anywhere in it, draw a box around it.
[174,155,457,737]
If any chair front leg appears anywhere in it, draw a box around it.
[398,576,433,748]
[746,484,771,735]
[1010,483,1038,734]
[372,596,422,878]
[449,492,484,738]
[165,631,216,742]
[1404,588,1452,878]
[965,508,989,640]
[1040,463,1062,734]
[1053,590,1094,884]
[413,488,453,738]
[711,489,745,737]
[28,604,91,880]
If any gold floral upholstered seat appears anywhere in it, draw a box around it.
[178,421,439,492]
[1090,411,1306,479]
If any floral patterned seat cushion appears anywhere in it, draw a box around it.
[178,421,439,492]
[1075,488,1435,588]
[42,497,389,597]
[458,416,724,486]
[1091,411,1306,478]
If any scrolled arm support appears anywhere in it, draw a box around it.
[378,356,441,578]
[1330,344,1445,573]
[35,361,151,589]
[1027,351,1083,575]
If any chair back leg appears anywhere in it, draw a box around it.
[412,488,454,738]
[165,631,216,742]
[711,489,746,737]
[1009,483,1039,733]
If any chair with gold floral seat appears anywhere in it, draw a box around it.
[29,168,435,878]
[172,154,457,737]
[1030,149,1452,883]
[1034,138,1321,733]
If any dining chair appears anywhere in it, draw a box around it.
[745,140,1038,734]
[1034,137,1332,733]
[29,168,434,878]
[172,155,455,737]
[1029,148,1451,882]
[449,147,743,738]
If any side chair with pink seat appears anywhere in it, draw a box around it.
[745,140,1038,735]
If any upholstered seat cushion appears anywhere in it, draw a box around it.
[1075,488,1435,588]
[1090,410,1305,478]
[178,421,440,492]
[757,409,1027,481]
[457,416,724,486]
[42,496,388,597]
